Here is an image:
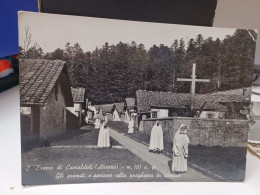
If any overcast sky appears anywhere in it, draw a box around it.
[19,12,236,53]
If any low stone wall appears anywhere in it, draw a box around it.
[139,117,249,147]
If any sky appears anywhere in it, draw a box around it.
[19,12,237,53]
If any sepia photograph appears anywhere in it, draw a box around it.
[19,12,257,185]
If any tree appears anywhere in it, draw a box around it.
[51,48,64,60]
[20,26,43,59]
[24,43,43,59]
[31,30,256,105]
[22,26,32,54]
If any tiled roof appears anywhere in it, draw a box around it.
[209,88,250,96]
[125,98,135,108]
[93,104,114,115]
[136,89,246,112]
[93,102,125,114]
[114,102,125,113]
[71,87,86,102]
[101,104,114,115]
[20,59,66,105]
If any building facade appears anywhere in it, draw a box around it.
[20,59,73,149]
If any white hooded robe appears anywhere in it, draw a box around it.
[97,124,111,148]
[128,119,135,133]
[94,118,100,129]
[172,124,190,172]
[149,122,164,151]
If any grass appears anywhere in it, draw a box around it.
[22,124,121,152]
[107,121,247,181]
[188,145,246,181]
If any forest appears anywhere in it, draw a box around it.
[20,29,257,104]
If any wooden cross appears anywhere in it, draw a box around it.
[177,63,210,110]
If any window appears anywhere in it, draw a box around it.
[207,113,214,118]
[152,111,157,118]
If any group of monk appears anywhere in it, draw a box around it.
[149,121,190,174]
[89,115,190,174]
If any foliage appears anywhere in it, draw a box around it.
[20,29,256,104]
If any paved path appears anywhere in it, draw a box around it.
[109,129,214,181]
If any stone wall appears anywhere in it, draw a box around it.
[40,79,67,139]
[139,117,249,147]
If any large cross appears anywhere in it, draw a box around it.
[177,63,210,110]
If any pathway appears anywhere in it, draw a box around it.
[109,128,214,181]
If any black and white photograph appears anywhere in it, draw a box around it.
[19,12,257,185]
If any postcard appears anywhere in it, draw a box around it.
[19,12,257,185]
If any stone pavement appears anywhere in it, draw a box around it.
[109,128,214,181]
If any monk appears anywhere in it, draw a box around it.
[172,124,190,173]
[94,117,101,129]
[104,115,108,123]
[97,123,111,148]
[85,115,89,124]
[128,117,135,133]
[149,120,164,153]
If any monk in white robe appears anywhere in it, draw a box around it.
[128,118,134,134]
[85,115,89,124]
[97,123,111,148]
[104,115,108,123]
[172,124,190,173]
[149,120,164,153]
[94,118,101,129]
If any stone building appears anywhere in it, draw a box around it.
[136,89,248,127]
[136,89,250,147]
[20,59,73,148]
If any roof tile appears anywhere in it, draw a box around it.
[136,89,247,112]
[20,59,66,105]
